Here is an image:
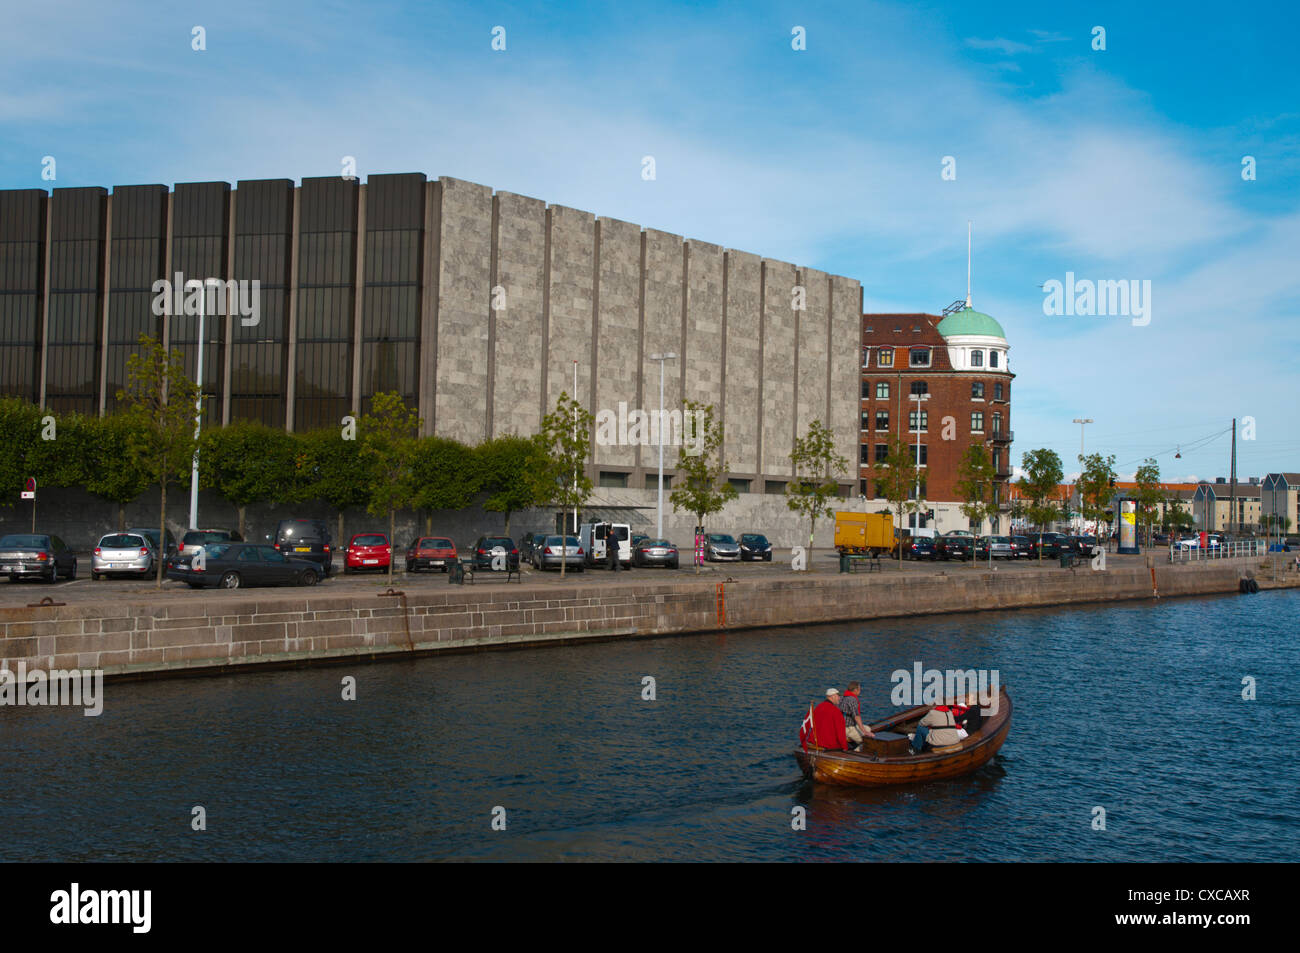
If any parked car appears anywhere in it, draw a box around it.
[92,532,156,580]
[406,536,458,572]
[471,535,520,571]
[271,519,334,577]
[975,536,1013,560]
[902,537,937,560]
[344,533,391,573]
[127,527,179,561]
[935,532,974,561]
[631,533,649,549]
[577,522,632,567]
[520,531,552,563]
[705,533,741,561]
[0,533,77,583]
[1067,536,1099,557]
[167,542,321,589]
[1151,532,1170,545]
[179,528,243,558]
[633,538,679,568]
[533,535,585,571]
[739,533,773,561]
[1010,535,1032,559]
[1028,532,1069,559]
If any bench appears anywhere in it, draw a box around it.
[840,553,882,573]
[452,559,520,584]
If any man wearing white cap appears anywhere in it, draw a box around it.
[808,688,849,751]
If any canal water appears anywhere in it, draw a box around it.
[2,590,1296,862]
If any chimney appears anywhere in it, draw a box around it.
[1250,477,1260,485]
[1215,477,1226,484]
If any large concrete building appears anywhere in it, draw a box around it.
[0,175,862,501]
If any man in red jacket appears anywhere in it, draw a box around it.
[808,688,849,751]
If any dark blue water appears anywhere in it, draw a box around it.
[2,590,1297,861]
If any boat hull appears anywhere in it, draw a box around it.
[794,689,1012,787]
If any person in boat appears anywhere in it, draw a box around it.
[811,688,849,751]
[839,681,875,751]
[955,691,984,734]
[910,699,967,752]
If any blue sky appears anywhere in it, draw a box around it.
[4,0,1298,482]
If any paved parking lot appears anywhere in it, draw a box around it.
[0,547,1227,608]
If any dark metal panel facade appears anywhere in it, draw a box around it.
[105,184,166,412]
[361,173,424,414]
[170,181,230,426]
[231,178,293,425]
[46,187,107,414]
[0,189,47,400]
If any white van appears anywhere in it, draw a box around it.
[577,522,632,567]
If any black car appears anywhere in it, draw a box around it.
[902,537,937,560]
[1028,533,1069,559]
[739,533,773,561]
[470,535,520,571]
[272,519,334,577]
[0,534,77,582]
[1010,535,1032,558]
[935,533,974,561]
[167,542,321,589]
[1066,535,1099,557]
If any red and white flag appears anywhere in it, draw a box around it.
[799,702,816,752]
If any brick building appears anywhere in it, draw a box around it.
[856,305,1013,534]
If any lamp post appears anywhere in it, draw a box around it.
[188,280,212,530]
[1072,417,1092,532]
[648,352,678,538]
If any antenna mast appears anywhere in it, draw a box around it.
[966,221,972,308]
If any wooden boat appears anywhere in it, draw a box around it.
[794,687,1012,786]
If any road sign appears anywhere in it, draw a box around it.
[21,476,35,500]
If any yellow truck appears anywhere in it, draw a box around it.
[834,511,896,556]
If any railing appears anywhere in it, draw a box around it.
[991,429,1014,443]
[1168,540,1264,563]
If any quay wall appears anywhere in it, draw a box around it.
[0,563,1293,680]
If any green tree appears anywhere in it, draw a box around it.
[292,428,373,545]
[870,435,921,565]
[669,401,736,574]
[1078,452,1118,537]
[954,442,997,566]
[530,391,594,578]
[117,335,201,587]
[1132,458,1164,546]
[475,434,544,537]
[83,414,152,530]
[785,419,848,569]
[1019,448,1064,562]
[200,421,299,537]
[0,398,43,513]
[360,392,422,583]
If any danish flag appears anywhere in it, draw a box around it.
[798,702,816,752]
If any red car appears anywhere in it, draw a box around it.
[406,536,458,573]
[344,533,391,573]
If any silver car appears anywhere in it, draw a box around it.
[93,532,155,580]
[533,535,585,571]
[705,533,741,561]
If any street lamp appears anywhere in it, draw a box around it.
[648,352,678,538]
[1072,417,1092,532]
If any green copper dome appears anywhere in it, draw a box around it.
[936,307,1006,339]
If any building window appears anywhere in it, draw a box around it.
[861,411,870,431]
[862,346,870,368]
[861,381,871,399]
[728,478,751,493]
[992,413,1002,435]
[875,443,888,463]
[910,380,928,396]
[645,474,672,490]
[599,471,628,488]
[908,445,929,466]
[878,347,894,367]
[909,347,931,367]
[990,350,999,368]
[875,410,889,431]
[860,445,872,465]
[994,382,1004,400]
[972,381,984,399]
[971,350,984,367]
[765,480,786,494]
[860,479,870,497]
[992,450,1001,472]
[971,412,984,432]
[908,410,928,432]
[876,381,889,400]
